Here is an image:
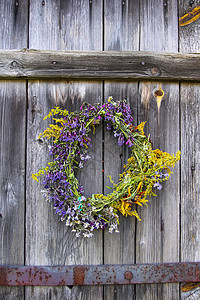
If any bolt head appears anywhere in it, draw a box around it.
[124,271,133,280]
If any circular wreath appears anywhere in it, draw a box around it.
[32,97,180,238]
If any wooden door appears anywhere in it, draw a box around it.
[0,1,199,299]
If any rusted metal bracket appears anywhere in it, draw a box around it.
[0,262,200,286]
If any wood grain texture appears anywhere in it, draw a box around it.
[26,81,103,300]
[26,0,103,299]
[0,49,200,81]
[0,0,28,299]
[0,1,28,49]
[0,81,26,300]
[179,1,200,299]
[103,1,139,299]
[136,1,180,299]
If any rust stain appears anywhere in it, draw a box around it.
[182,282,200,292]
[153,83,164,112]
[124,271,133,281]
[73,266,85,285]
[0,267,9,286]
[153,83,165,128]
[179,6,200,26]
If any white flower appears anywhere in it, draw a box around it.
[87,233,93,238]
[95,222,100,229]
[79,162,83,168]
[82,232,94,238]
[109,207,113,213]
[66,220,70,226]
[109,227,114,233]
[84,222,89,228]
[76,232,80,238]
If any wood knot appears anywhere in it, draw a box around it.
[154,89,164,97]
[11,61,18,67]
[37,138,45,145]
[151,67,160,75]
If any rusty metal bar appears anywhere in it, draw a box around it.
[0,262,200,286]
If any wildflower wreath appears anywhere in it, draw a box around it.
[32,97,180,238]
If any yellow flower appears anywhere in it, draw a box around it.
[135,122,146,135]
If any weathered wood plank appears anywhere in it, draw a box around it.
[0,49,200,81]
[136,1,180,299]
[26,0,103,299]
[103,1,139,299]
[0,1,28,299]
[179,1,200,299]
[26,81,103,299]
[0,81,26,300]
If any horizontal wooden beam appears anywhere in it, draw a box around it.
[0,49,199,81]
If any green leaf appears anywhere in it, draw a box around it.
[106,186,112,190]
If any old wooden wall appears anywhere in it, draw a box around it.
[0,1,200,299]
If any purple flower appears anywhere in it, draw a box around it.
[114,131,120,137]
[118,134,124,146]
[126,137,134,147]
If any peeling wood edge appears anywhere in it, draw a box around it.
[0,49,199,82]
[0,262,200,286]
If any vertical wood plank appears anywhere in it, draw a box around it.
[0,1,28,299]
[104,1,139,299]
[179,1,200,299]
[0,81,26,299]
[26,1,103,299]
[136,1,180,299]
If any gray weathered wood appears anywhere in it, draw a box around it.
[0,49,200,81]
[0,1,199,299]
[0,81,26,300]
[179,1,200,299]
[136,1,180,299]
[103,0,139,299]
[0,1,28,299]
[26,0,103,299]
